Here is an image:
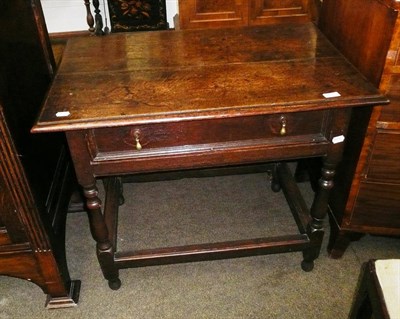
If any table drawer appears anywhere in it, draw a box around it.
[87,111,328,160]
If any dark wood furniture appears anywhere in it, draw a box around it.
[317,0,400,258]
[178,0,321,29]
[0,0,80,308]
[349,260,399,319]
[84,0,105,35]
[32,23,387,290]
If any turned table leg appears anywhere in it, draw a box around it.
[301,158,336,271]
[66,131,121,289]
[83,183,121,290]
[270,163,282,193]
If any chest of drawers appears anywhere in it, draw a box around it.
[318,0,400,257]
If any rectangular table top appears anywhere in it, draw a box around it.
[32,22,388,133]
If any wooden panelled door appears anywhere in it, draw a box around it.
[250,0,311,25]
[179,0,249,29]
[178,0,318,29]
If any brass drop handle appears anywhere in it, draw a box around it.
[280,116,287,136]
[133,130,142,150]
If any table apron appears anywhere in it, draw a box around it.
[89,139,331,177]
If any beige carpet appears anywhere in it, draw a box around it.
[1,170,399,318]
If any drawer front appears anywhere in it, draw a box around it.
[351,181,400,230]
[366,131,400,182]
[88,111,328,161]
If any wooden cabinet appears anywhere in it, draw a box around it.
[178,0,319,29]
[0,0,79,307]
[249,0,316,25]
[178,0,249,29]
[317,0,400,257]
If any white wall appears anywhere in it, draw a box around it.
[41,0,178,33]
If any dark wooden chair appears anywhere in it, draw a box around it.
[349,260,400,319]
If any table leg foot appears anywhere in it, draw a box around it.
[271,181,281,192]
[301,237,321,272]
[108,278,122,290]
[301,260,314,272]
[270,163,281,192]
[117,177,125,206]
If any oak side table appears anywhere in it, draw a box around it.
[32,23,388,289]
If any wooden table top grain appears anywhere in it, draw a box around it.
[32,22,387,133]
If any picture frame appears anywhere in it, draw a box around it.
[107,0,168,32]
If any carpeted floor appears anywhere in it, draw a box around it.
[0,170,399,318]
